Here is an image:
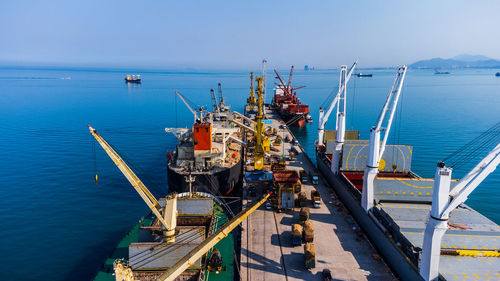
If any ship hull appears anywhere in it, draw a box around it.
[316,150,423,281]
[167,159,243,198]
[277,110,307,127]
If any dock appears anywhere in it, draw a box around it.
[239,107,395,281]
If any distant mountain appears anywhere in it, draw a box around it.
[451,54,491,62]
[410,54,500,69]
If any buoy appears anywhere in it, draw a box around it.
[95,174,98,185]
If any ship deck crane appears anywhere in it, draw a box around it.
[229,119,256,134]
[247,72,256,106]
[113,192,272,281]
[155,192,272,281]
[254,76,268,170]
[230,110,255,126]
[210,88,219,114]
[174,90,201,123]
[88,125,178,242]
[361,66,407,212]
[316,62,357,147]
[217,82,224,109]
[420,142,500,281]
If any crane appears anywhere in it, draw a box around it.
[88,125,178,242]
[361,66,407,212]
[217,82,224,109]
[330,62,356,174]
[316,62,357,147]
[247,72,256,106]
[174,90,201,123]
[155,192,272,281]
[113,192,272,281]
[420,143,500,281]
[210,88,219,114]
[262,59,267,115]
[254,76,268,170]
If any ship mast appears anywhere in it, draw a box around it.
[420,143,500,281]
[361,66,407,212]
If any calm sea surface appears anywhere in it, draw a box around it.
[0,66,499,280]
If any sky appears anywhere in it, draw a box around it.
[1,0,500,70]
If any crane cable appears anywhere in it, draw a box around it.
[391,78,405,167]
[443,121,500,169]
[93,140,98,185]
[348,75,357,130]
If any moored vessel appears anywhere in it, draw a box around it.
[315,63,500,281]
[272,66,310,127]
[88,125,240,281]
[165,87,244,201]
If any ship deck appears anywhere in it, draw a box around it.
[339,171,500,281]
[93,201,235,281]
[239,107,395,281]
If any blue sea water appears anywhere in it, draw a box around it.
[0,66,499,280]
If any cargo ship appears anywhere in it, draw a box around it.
[125,74,142,83]
[315,64,500,281]
[272,66,311,127]
[88,125,239,281]
[93,192,235,281]
[166,88,244,199]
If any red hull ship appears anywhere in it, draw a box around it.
[272,66,311,127]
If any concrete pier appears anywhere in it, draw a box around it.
[240,108,395,281]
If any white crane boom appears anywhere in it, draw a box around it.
[317,62,357,146]
[420,142,500,281]
[231,110,255,125]
[361,66,407,211]
[229,119,256,134]
[174,90,200,122]
[88,125,177,239]
[375,66,407,161]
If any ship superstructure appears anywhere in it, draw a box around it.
[166,88,244,197]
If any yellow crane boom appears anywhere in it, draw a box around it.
[88,125,176,239]
[155,192,272,281]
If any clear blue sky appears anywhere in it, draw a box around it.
[2,0,499,69]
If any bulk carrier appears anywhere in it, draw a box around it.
[272,66,311,127]
[89,125,271,281]
[315,63,500,281]
[165,86,244,199]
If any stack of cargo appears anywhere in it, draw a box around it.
[298,191,308,207]
[303,220,314,242]
[291,224,303,246]
[299,207,309,224]
[304,243,315,269]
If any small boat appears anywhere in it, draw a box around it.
[495,72,500,77]
[306,114,313,122]
[125,74,141,83]
[356,73,373,77]
[434,69,450,75]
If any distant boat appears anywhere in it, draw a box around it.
[356,73,373,77]
[496,72,500,77]
[434,69,450,75]
[125,74,141,83]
